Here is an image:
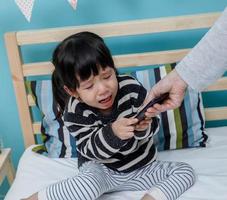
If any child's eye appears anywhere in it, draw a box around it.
[85,84,93,90]
[103,74,111,79]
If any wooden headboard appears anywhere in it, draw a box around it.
[4,12,227,148]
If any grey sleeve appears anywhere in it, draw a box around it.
[176,7,227,91]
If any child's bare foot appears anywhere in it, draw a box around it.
[21,192,38,200]
[141,193,155,200]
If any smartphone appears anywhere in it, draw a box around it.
[135,93,169,121]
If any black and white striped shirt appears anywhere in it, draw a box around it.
[64,75,159,172]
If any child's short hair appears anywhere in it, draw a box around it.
[52,31,116,115]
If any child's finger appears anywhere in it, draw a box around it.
[125,131,134,138]
[136,120,149,128]
[135,123,148,131]
[127,117,139,125]
[145,112,156,118]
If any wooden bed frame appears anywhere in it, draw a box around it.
[4,12,227,148]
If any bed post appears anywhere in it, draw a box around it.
[4,32,35,147]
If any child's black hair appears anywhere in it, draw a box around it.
[52,31,116,116]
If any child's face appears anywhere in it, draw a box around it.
[76,67,118,114]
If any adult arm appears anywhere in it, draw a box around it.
[176,7,227,91]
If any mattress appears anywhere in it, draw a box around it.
[5,127,227,200]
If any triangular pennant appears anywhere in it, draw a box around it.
[67,0,78,10]
[15,0,35,22]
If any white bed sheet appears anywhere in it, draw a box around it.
[5,127,227,200]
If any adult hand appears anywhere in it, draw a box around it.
[146,69,188,113]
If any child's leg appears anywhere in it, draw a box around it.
[38,161,116,200]
[113,161,195,200]
[145,161,196,200]
[142,161,196,200]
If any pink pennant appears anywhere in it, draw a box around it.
[67,0,78,10]
[15,0,35,22]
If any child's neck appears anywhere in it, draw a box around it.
[99,107,113,116]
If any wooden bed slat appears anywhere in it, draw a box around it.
[114,49,190,68]
[205,107,227,121]
[23,49,190,76]
[4,33,35,147]
[23,62,54,77]
[16,12,220,45]
[204,77,227,91]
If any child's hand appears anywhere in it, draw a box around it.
[21,193,38,200]
[135,117,152,131]
[112,117,138,140]
[135,105,159,131]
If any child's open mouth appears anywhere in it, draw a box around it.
[99,95,112,104]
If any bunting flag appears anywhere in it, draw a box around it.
[15,0,35,22]
[67,0,78,10]
[15,0,78,22]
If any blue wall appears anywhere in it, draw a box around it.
[0,0,227,198]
